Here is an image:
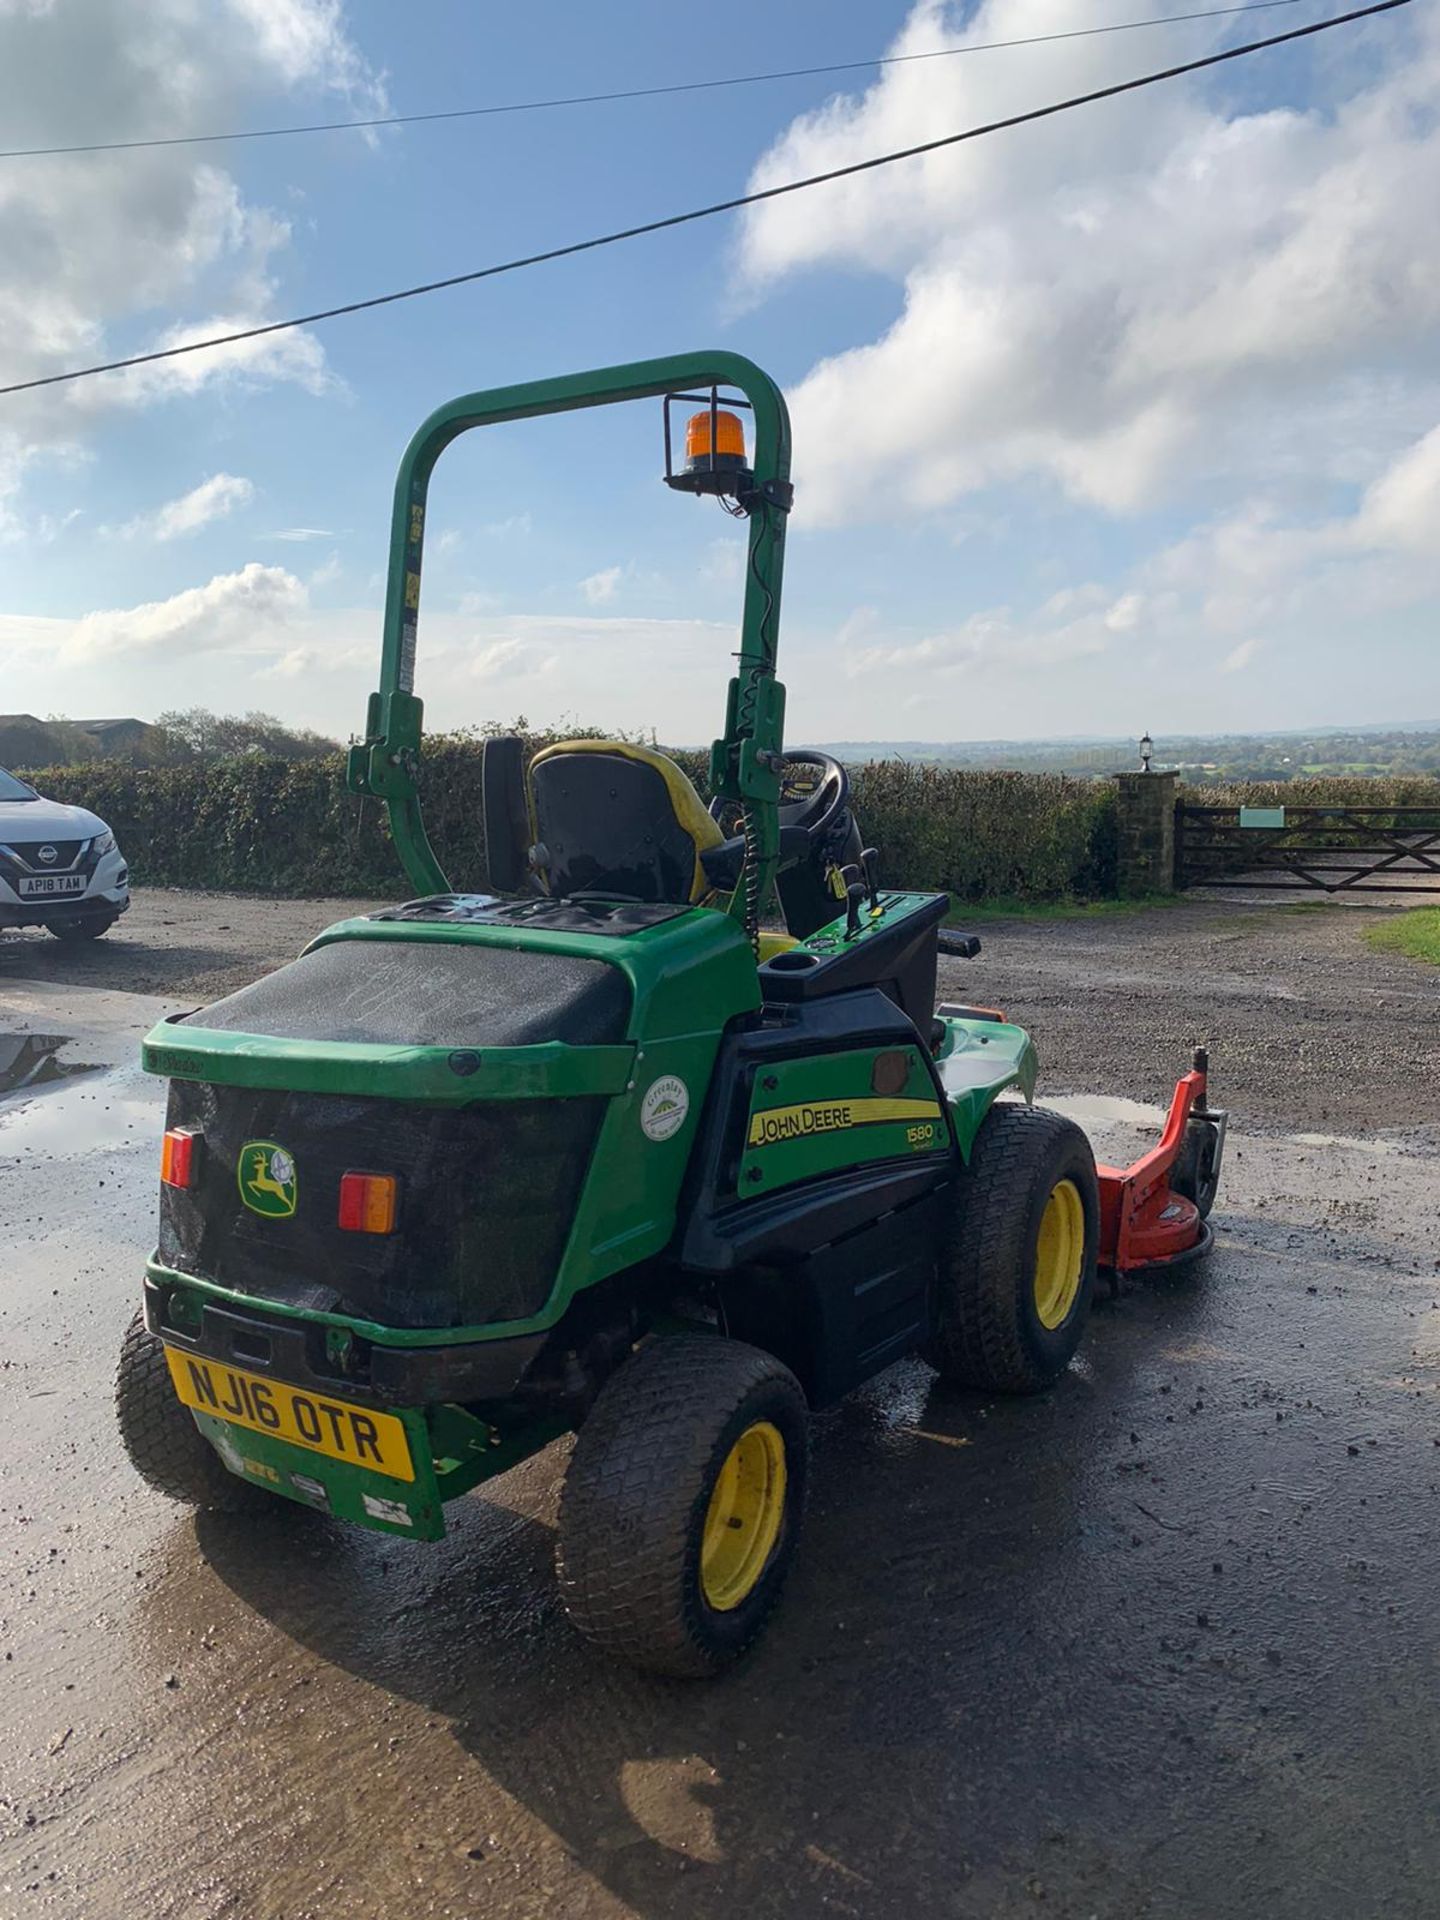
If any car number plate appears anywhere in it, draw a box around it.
[17,873,87,898]
[164,1349,414,1481]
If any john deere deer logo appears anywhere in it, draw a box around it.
[238,1142,298,1217]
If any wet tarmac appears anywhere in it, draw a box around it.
[3,968,1440,1918]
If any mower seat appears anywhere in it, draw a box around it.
[529,740,724,905]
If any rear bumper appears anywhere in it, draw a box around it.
[143,1266,546,1408]
[149,1270,568,1537]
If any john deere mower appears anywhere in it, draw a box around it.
[116,352,1224,1676]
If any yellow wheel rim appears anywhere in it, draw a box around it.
[1033,1178,1086,1330]
[700,1420,787,1612]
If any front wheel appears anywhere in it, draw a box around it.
[557,1335,809,1678]
[115,1311,273,1513]
[926,1102,1099,1394]
[47,915,116,942]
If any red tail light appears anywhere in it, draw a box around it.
[338,1172,399,1235]
[160,1128,200,1189]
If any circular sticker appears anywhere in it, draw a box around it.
[640,1075,690,1142]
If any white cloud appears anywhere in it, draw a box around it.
[260,646,316,680]
[1145,424,1440,631]
[843,592,1121,679]
[700,537,745,588]
[116,472,254,542]
[61,562,306,662]
[222,0,385,104]
[0,0,383,522]
[263,526,338,542]
[308,550,342,589]
[0,594,731,713]
[80,301,337,413]
[1355,424,1440,553]
[829,422,1440,709]
[740,0,1440,525]
[457,589,502,615]
[470,638,527,681]
[581,565,623,606]
[482,512,533,539]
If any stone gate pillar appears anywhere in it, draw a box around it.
[1113,770,1179,896]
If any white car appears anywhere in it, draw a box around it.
[0,765,130,941]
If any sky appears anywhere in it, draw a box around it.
[0,0,1436,750]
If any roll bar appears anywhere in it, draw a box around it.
[347,351,793,910]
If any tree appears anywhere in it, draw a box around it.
[154,707,340,762]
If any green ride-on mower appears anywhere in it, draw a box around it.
[116,352,1225,1677]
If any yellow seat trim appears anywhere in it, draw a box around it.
[756,931,799,964]
[527,739,723,904]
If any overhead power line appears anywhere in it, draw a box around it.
[0,0,1408,401]
[0,0,1315,160]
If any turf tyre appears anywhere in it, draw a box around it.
[115,1310,273,1512]
[557,1335,808,1679]
[926,1102,1099,1394]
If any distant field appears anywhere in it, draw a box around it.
[822,726,1440,783]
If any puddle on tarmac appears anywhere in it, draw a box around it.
[0,1031,151,1152]
[1289,1130,1407,1157]
[1045,1092,1167,1130]
[0,1071,158,1154]
[0,1032,92,1097]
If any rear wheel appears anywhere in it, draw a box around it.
[115,1311,272,1513]
[557,1335,808,1678]
[927,1102,1099,1394]
[46,915,115,942]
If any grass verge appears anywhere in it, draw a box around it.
[1363,908,1440,967]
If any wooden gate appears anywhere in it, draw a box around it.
[1176,804,1440,894]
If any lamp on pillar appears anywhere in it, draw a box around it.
[1139,730,1153,773]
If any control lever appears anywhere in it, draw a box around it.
[860,846,880,909]
[844,880,868,939]
[937,930,982,959]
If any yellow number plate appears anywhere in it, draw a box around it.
[165,1349,414,1482]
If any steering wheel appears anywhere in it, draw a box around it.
[708,749,850,846]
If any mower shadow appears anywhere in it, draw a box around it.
[191,1295,1211,1919]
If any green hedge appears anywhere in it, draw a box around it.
[21,748,1436,904]
[849,762,1116,900]
[20,741,1121,904]
[1194,775,1440,810]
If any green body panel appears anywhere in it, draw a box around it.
[144,1029,634,1104]
[782,888,942,959]
[740,1045,947,1196]
[933,1017,1038,1152]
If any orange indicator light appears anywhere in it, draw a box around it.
[160,1128,200,1189]
[338,1171,399,1235]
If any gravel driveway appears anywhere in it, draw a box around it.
[3,886,1435,1134]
